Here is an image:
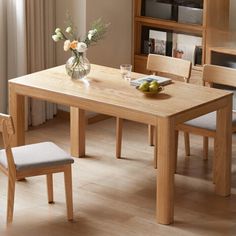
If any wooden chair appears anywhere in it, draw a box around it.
[116,54,192,168]
[177,64,236,163]
[0,113,74,225]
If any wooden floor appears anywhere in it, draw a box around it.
[1,116,236,235]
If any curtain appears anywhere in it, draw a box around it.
[0,0,27,113]
[0,0,57,126]
[0,0,7,113]
[26,0,57,126]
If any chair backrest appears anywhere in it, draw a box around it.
[203,64,236,87]
[0,113,16,172]
[147,54,192,82]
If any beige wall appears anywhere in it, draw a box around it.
[86,0,133,68]
[55,0,132,68]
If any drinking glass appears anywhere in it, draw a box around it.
[120,64,132,81]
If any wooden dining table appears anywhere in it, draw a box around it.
[8,64,232,225]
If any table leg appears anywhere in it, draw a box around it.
[156,117,175,224]
[70,107,86,157]
[116,117,123,158]
[148,125,154,146]
[9,85,25,147]
[215,96,232,196]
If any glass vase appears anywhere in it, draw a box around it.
[65,53,91,79]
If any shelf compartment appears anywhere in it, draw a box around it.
[135,16,203,34]
[141,0,203,25]
[140,25,203,65]
[211,51,236,68]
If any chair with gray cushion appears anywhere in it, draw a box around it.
[177,64,236,163]
[0,113,74,225]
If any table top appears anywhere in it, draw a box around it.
[9,64,232,122]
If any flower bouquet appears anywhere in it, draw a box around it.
[52,18,109,79]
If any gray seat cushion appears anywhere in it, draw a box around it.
[184,111,236,131]
[0,142,74,171]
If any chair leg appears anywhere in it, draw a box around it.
[184,132,190,156]
[7,174,16,225]
[148,125,154,146]
[46,174,54,203]
[203,137,209,160]
[116,117,123,158]
[64,165,73,221]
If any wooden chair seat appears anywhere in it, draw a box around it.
[0,142,74,171]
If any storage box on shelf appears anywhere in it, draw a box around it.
[133,0,230,74]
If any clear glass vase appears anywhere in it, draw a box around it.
[65,53,91,79]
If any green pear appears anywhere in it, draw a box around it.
[149,83,158,92]
[139,81,149,92]
[150,80,159,86]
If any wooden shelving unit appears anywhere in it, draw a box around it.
[133,0,230,74]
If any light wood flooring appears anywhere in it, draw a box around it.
[1,116,236,235]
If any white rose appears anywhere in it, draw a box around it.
[64,40,71,51]
[88,33,92,40]
[52,35,60,42]
[55,28,61,34]
[56,31,64,39]
[77,42,87,53]
[88,29,97,40]
[91,29,98,34]
[66,26,72,33]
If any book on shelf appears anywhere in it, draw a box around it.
[149,30,167,55]
[130,75,172,86]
